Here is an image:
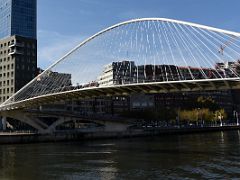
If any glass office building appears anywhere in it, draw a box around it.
[0,0,37,104]
[0,0,36,40]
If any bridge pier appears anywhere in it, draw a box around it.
[1,116,6,131]
[0,111,48,133]
[103,121,129,132]
[0,109,134,134]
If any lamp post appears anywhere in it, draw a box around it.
[197,108,200,126]
[176,107,180,127]
[219,112,223,127]
[236,111,239,126]
[233,110,239,126]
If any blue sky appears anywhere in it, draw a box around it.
[37,0,240,69]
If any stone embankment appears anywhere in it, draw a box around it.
[0,125,239,144]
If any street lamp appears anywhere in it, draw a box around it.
[218,112,223,127]
[233,110,239,126]
[236,111,239,126]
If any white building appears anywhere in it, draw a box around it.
[97,60,136,86]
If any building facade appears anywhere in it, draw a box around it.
[0,0,37,103]
[0,35,37,102]
[97,60,218,86]
[215,61,240,78]
[98,61,136,86]
[0,0,37,39]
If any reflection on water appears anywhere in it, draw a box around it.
[1,131,240,180]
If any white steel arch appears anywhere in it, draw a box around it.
[45,17,240,70]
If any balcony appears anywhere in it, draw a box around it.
[8,50,24,55]
[9,42,24,48]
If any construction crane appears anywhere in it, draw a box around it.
[219,35,238,55]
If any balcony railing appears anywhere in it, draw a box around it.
[9,42,24,48]
[8,50,24,55]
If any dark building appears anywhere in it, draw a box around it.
[154,91,234,116]
[215,61,240,78]
[95,60,240,120]
[0,35,37,102]
[0,0,37,103]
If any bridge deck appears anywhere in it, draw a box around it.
[1,78,240,112]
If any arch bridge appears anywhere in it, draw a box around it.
[1,18,240,133]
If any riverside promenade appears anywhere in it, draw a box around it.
[0,125,240,144]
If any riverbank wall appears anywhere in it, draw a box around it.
[0,125,240,144]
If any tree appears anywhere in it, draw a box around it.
[179,108,215,125]
[179,109,198,125]
[200,108,214,124]
[213,109,227,125]
[196,96,219,111]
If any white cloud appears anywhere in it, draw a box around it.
[37,30,87,69]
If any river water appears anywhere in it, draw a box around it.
[0,131,240,180]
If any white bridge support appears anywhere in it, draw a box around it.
[47,116,130,133]
[1,111,47,133]
[0,110,132,134]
